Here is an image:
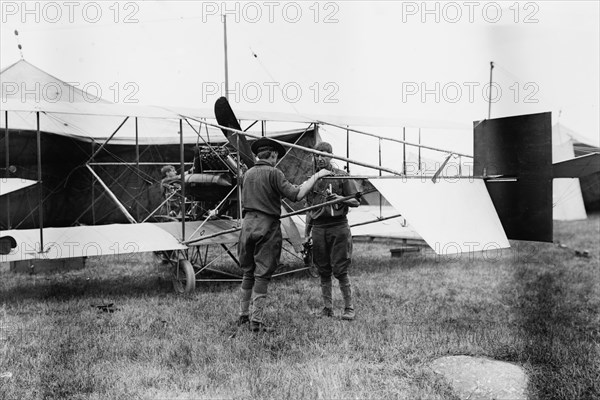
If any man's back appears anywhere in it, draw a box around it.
[242,161,299,217]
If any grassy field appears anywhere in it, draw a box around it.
[1,215,598,400]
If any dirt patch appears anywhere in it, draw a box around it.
[431,355,528,400]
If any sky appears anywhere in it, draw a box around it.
[1,0,599,158]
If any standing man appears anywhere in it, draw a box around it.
[305,142,360,320]
[238,137,331,332]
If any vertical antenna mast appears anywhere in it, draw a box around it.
[222,15,229,100]
[488,61,494,119]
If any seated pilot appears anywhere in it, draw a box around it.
[160,165,181,217]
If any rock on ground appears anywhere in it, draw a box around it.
[431,355,528,400]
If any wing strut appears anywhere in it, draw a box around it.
[36,111,44,250]
[86,165,137,224]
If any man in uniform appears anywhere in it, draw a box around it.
[305,142,360,320]
[238,137,331,332]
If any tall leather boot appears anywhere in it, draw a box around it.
[340,284,355,320]
[320,281,333,317]
[250,292,274,332]
[238,288,252,325]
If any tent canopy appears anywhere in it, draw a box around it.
[1,59,468,146]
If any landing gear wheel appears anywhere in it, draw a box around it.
[172,259,196,293]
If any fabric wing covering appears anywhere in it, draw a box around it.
[348,205,421,240]
[0,223,186,262]
[0,178,37,196]
[369,178,509,255]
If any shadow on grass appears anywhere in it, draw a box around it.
[0,262,313,304]
[0,273,174,303]
[508,265,599,400]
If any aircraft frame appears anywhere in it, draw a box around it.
[3,97,598,293]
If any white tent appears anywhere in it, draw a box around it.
[0,59,316,145]
[552,123,589,220]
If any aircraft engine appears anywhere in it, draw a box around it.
[184,145,236,202]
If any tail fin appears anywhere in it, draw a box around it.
[474,112,553,242]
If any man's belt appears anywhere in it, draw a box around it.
[242,209,279,220]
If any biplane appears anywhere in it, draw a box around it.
[2,60,599,293]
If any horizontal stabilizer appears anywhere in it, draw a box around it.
[553,153,600,178]
[369,178,509,255]
[348,205,421,240]
[0,178,37,196]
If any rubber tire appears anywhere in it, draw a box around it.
[173,259,196,293]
